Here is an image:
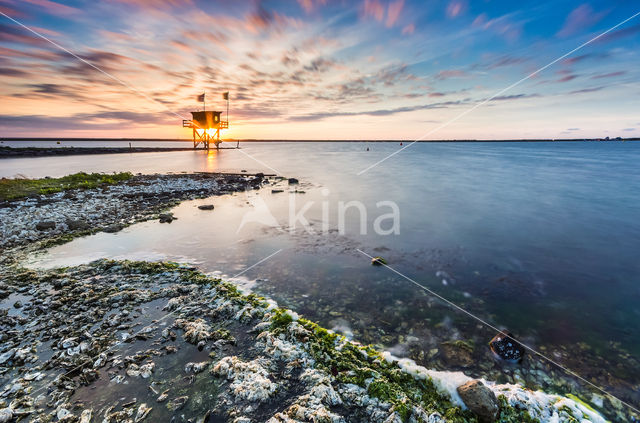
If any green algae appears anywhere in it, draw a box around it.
[211,329,236,343]
[271,309,294,331]
[39,229,98,249]
[292,315,474,422]
[0,172,133,201]
[497,396,540,422]
[565,393,603,417]
[442,339,475,352]
[269,307,550,422]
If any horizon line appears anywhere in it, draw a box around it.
[1,137,638,143]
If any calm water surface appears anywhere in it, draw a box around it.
[5,140,640,410]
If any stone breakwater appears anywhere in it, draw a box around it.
[0,260,607,423]
[0,172,265,250]
[0,146,194,158]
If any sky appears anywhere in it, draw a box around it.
[0,0,639,140]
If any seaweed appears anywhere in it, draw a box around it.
[0,171,133,201]
[291,316,474,422]
[496,396,540,422]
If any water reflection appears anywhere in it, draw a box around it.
[205,148,219,172]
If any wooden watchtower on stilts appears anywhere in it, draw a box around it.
[183,111,228,149]
[182,92,230,149]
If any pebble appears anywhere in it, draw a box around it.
[0,409,12,423]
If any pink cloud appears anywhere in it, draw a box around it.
[0,4,28,18]
[402,23,415,34]
[29,25,63,37]
[98,29,135,43]
[472,13,487,27]
[242,6,305,34]
[591,71,625,79]
[435,69,467,80]
[110,0,192,9]
[557,74,578,83]
[557,4,607,38]
[0,46,58,61]
[0,25,49,46]
[297,0,327,14]
[170,40,192,53]
[298,0,313,13]
[20,0,81,16]
[446,1,466,18]
[386,0,404,27]
[472,13,522,43]
[363,0,384,22]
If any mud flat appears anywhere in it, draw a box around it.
[0,172,613,422]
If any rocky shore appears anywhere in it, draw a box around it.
[0,172,613,422]
[0,260,607,423]
[0,172,265,250]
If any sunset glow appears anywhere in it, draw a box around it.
[0,1,639,140]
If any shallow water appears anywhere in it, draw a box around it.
[9,140,640,408]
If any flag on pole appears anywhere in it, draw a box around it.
[197,93,205,102]
[222,92,229,100]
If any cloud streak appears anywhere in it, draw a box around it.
[557,4,608,38]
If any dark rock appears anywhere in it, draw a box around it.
[271,189,284,194]
[169,396,188,411]
[288,178,299,185]
[489,331,525,363]
[35,221,56,231]
[13,301,22,309]
[198,205,214,210]
[371,257,387,266]
[159,213,174,223]
[440,340,474,368]
[457,380,499,423]
[255,173,264,179]
[104,223,124,233]
[66,218,90,231]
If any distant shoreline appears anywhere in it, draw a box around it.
[1,137,638,143]
[0,146,206,158]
